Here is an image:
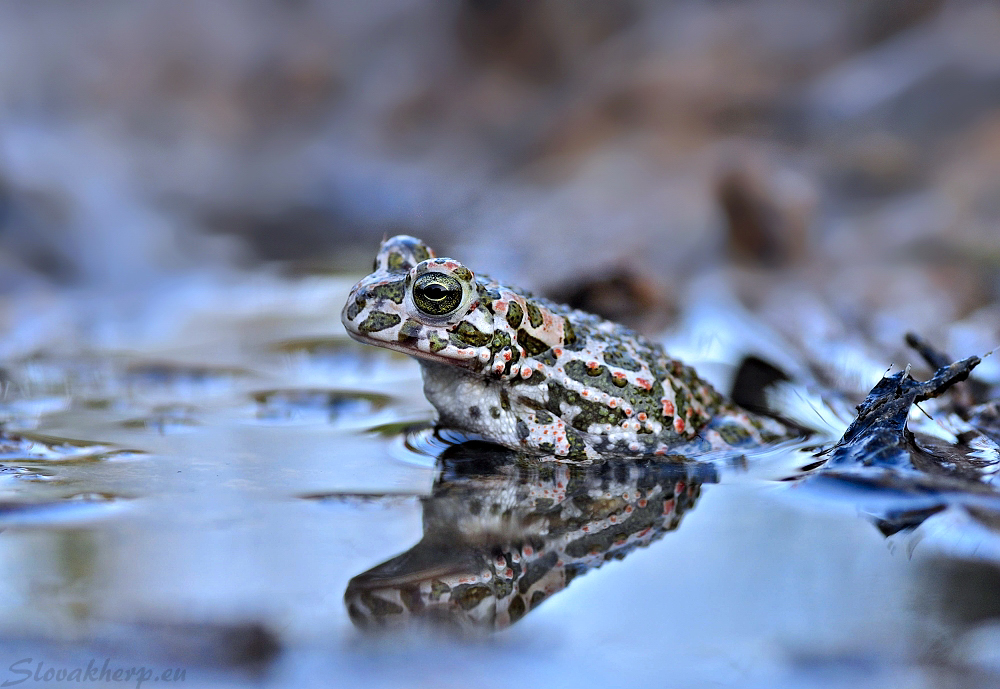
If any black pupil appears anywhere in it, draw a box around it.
[423,283,449,301]
[413,272,462,315]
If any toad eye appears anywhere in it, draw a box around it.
[412,272,463,316]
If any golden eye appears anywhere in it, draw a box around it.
[413,273,463,316]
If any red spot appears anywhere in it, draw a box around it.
[524,546,533,556]
[505,568,513,578]
[582,526,589,532]
[522,368,532,378]
[662,400,674,416]
[637,378,652,391]
[663,499,674,514]
[554,348,562,356]
[612,372,627,381]
[676,481,686,493]
[638,527,651,537]
[503,351,512,361]
[624,506,633,514]
[638,499,647,508]
[637,412,647,422]
[674,417,685,433]
[557,482,563,488]
[609,515,617,523]
[609,399,618,408]
[654,448,666,456]
[582,390,589,396]
[624,407,633,416]
[588,361,598,369]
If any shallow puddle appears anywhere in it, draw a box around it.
[0,279,993,689]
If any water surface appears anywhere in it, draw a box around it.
[0,277,993,689]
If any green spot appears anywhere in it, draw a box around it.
[500,389,511,411]
[506,302,523,329]
[455,584,492,611]
[565,431,589,458]
[508,347,521,367]
[717,423,752,446]
[370,280,405,304]
[603,344,642,372]
[397,318,422,342]
[673,387,689,427]
[517,328,550,356]
[491,330,512,352]
[430,579,450,601]
[358,311,400,333]
[508,596,526,624]
[387,251,407,272]
[535,410,553,424]
[562,317,576,346]
[346,296,366,321]
[490,407,501,418]
[428,331,449,353]
[451,321,491,347]
[530,590,547,609]
[454,266,473,281]
[477,284,500,311]
[587,363,606,377]
[526,301,544,328]
[493,567,515,599]
[412,244,432,263]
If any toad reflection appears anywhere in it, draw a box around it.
[344,444,715,630]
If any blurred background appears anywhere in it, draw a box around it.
[1,3,1000,687]
[0,0,997,358]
